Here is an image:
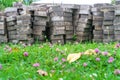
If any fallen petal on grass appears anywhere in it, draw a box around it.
[67,53,82,63]
[56,48,60,52]
[37,69,48,76]
[84,49,96,55]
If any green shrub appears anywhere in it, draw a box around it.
[0,3,5,10]
[0,0,18,7]
[23,0,33,5]
[0,0,33,10]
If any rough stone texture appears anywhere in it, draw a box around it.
[2,3,120,44]
[102,5,115,43]
[0,12,7,43]
[92,4,104,42]
[114,5,120,42]
[76,5,93,42]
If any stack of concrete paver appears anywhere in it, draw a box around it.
[49,6,66,44]
[72,8,79,36]
[61,4,80,43]
[115,0,120,5]
[3,3,120,44]
[12,2,23,15]
[114,5,120,41]
[4,7,18,17]
[101,6,115,43]
[31,5,48,43]
[92,4,104,42]
[92,4,112,42]
[63,8,73,43]
[76,5,93,42]
[0,11,8,43]
[73,8,80,35]
[16,13,33,44]
[5,7,18,43]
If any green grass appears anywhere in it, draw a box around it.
[0,42,120,80]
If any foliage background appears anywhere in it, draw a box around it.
[0,0,34,10]
[0,0,18,10]
[0,0,115,10]
[111,0,115,4]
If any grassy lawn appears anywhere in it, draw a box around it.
[0,42,120,80]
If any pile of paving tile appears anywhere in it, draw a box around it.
[92,4,112,43]
[101,5,115,43]
[114,5,120,41]
[72,6,80,37]
[92,4,104,42]
[48,6,66,44]
[0,11,8,43]
[12,2,23,15]
[72,9,79,34]
[15,13,33,44]
[76,5,93,42]
[5,6,33,44]
[5,7,18,43]
[61,4,80,43]
[29,5,49,43]
[115,0,120,5]
[62,7,73,43]
[3,3,120,44]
